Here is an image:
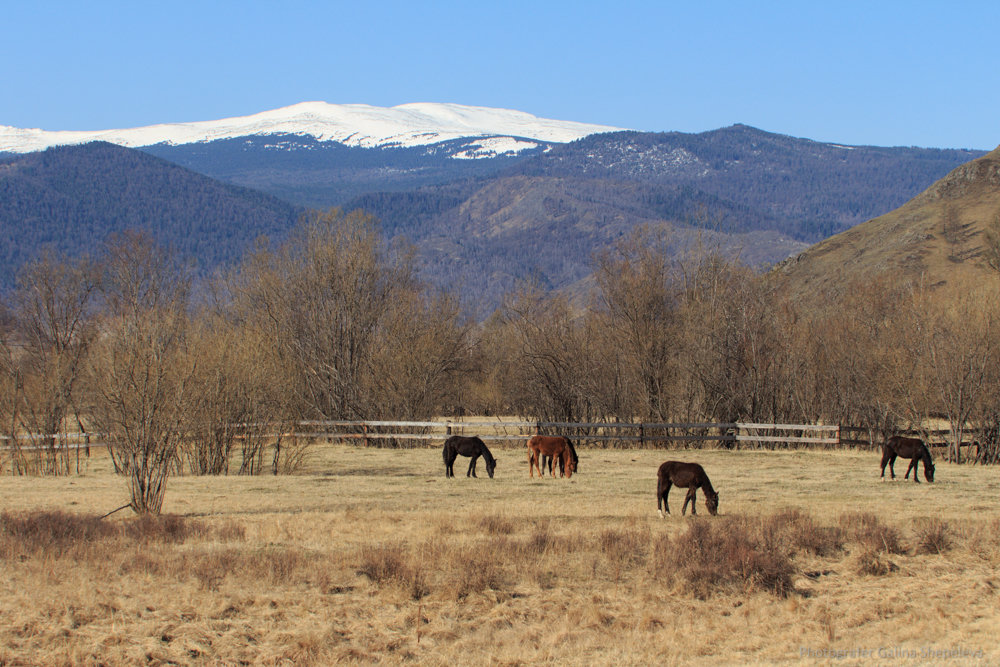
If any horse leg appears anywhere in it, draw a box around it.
[905,458,919,483]
[887,454,897,479]
[657,479,672,517]
[467,454,480,478]
[551,452,560,478]
[445,451,455,478]
[880,450,890,480]
[529,451,538,478]
[683,486,697,515]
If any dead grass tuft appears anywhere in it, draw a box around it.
[478,513,517,536]
[358,542,428,599]
[598,527,649,567]
[854,547,900,576]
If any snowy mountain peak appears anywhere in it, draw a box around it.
[0,102,627,156]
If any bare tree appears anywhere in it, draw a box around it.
[593,227,682,422]
[88,232,194,514]
[2,253,99,474]
[910,289,998,462]
[232,209,415,420]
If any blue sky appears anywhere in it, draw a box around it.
[2,1,997,149]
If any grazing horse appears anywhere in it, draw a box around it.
[543,438,579,477]
[880,436,935,483]
[443,435,497,478]
[657,461,719,516]
[527,435,576,478]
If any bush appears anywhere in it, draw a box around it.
[840,512,905,554]
[652,516,795,598]
[914,517,951,555]
[0,510,116,557]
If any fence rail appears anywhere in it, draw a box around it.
[290,420,844,449]
[0,421,989,452]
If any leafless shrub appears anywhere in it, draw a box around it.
[840,512,905,554]
[598,527,649,567]
[914,517,952,555]
[448,542,509,600]
[0,510,115,557]
[652,516,795,598]
[766,507,844,557]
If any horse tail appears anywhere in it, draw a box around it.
[442,438,451,463]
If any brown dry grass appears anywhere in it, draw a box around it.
[2,445,999,665]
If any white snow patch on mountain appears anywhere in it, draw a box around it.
[0,102,627,155]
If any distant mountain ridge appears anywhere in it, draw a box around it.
[0,103,989,316]
[0,101,625,156]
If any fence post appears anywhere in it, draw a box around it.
[639,423,645,448]
[363,423,369,448]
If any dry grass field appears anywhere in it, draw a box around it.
[2,444,1000,665]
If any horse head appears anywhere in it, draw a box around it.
[925,460,935,483]
[705,490,720,516]
[564,453,576,478]
[486,457,497,478]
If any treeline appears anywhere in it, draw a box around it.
[3,210,1000,513]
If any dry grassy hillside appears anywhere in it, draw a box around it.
[774,145,1000,302]
[1,445,999,665]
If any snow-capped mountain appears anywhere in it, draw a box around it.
[0,102,626,157]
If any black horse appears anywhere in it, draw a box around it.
[443,435,497,478]
[657,461,719,516]
[880,435,935,483]
[543,438,579,476]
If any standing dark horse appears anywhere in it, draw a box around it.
[657,461,719,516]
[543,438,579,477]
[527,435,576,478]
[443,435,497,478]
[880,436,935,483]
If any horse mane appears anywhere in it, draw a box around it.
[921,442,934,462]
[480,440,496,465]
[699,465,717,496]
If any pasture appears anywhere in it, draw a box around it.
[1,444,999,665]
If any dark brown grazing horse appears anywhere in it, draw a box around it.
[443,435,496,478]
[880,435,935,483]
[657,461,719,516]
[527,435,576,478]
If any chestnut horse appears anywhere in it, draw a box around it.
[543,439,579,477]
[443,435,496,478]
[527,435,576,478]
[657,461,719,516]
[880,435,935,483]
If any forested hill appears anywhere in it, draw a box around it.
[0,142,302,287]
[338,127,985,314]
[505,126,987,242]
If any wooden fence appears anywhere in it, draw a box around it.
[290,420,842,449]
[2,421,988,452]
